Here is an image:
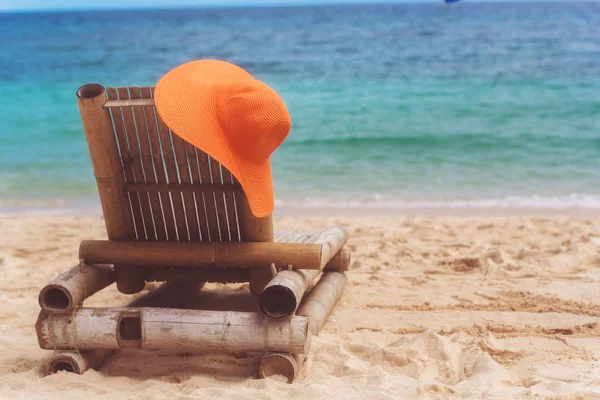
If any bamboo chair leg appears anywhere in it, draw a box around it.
[116,266,146,294]
[48,350,112,375]
[258,272,347,383]
[258,353,305,383]
[237,196,274,295]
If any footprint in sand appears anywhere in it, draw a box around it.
[366,330,507,389]
[449,257,482,272]
[0,357,38,374]
[12,248,35,258]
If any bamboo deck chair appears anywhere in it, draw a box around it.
[35,84,350,382]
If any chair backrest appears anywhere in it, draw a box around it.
[103,86,246,244]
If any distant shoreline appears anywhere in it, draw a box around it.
[2,205,600,218]
[2,192,600,217]
[273,206,600,218]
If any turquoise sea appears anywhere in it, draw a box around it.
[1,3,599,213]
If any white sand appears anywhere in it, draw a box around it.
[1,214,600,399]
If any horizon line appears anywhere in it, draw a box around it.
[1,0,597,14]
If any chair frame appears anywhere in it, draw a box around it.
[35,83,351,383]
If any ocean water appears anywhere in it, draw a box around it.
[1,2,599,212]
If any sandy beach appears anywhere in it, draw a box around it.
[3,1,600,398]
[1,213,599,399]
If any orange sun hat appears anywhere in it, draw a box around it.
[154,59,291,218]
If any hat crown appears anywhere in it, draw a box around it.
[217,80,291,163]
[153,59,290,217]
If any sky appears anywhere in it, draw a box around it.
[0,0,592,11]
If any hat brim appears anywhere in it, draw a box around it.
[154,60,275,218]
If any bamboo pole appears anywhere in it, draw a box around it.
[258,272,347,383]
[79,240,325,270]
[76,84,134,242]
[259,228,348,319]
[44,280,204,375]
[259,269,316,319]
[258,353,305,383]
[296,272,347,334]
[79,84,142,295]
[324,247,351,273]
[48,350,112,375]
[314,228,348,270]
[37,308,311,355]
[141,309,310,354]
[238,195,274,295]
[38,263,115,313]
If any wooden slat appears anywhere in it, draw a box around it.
[196,150,221,241]
[104,98,154,108]
[140,87,177,241]
[221,168,241,242]
[191,148,217,243]
[275,230,307,243]
[209,156,231,241]
[234,189,248,241]
[273,231,292,242]
[153,90,189,242]
[118,87,156,240]
[106,87,144,240]
[125,182,242,194]
[183,142,210,241]
[220,170,241,280]
[230,175,243,241]
[275,230,312,244]
[130,87,166,241]
[170,134,202,241]
[290,231,311,244]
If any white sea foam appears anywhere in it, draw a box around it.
[0,198,101,215]
[275,193,600,210]
[2,193,600,215]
